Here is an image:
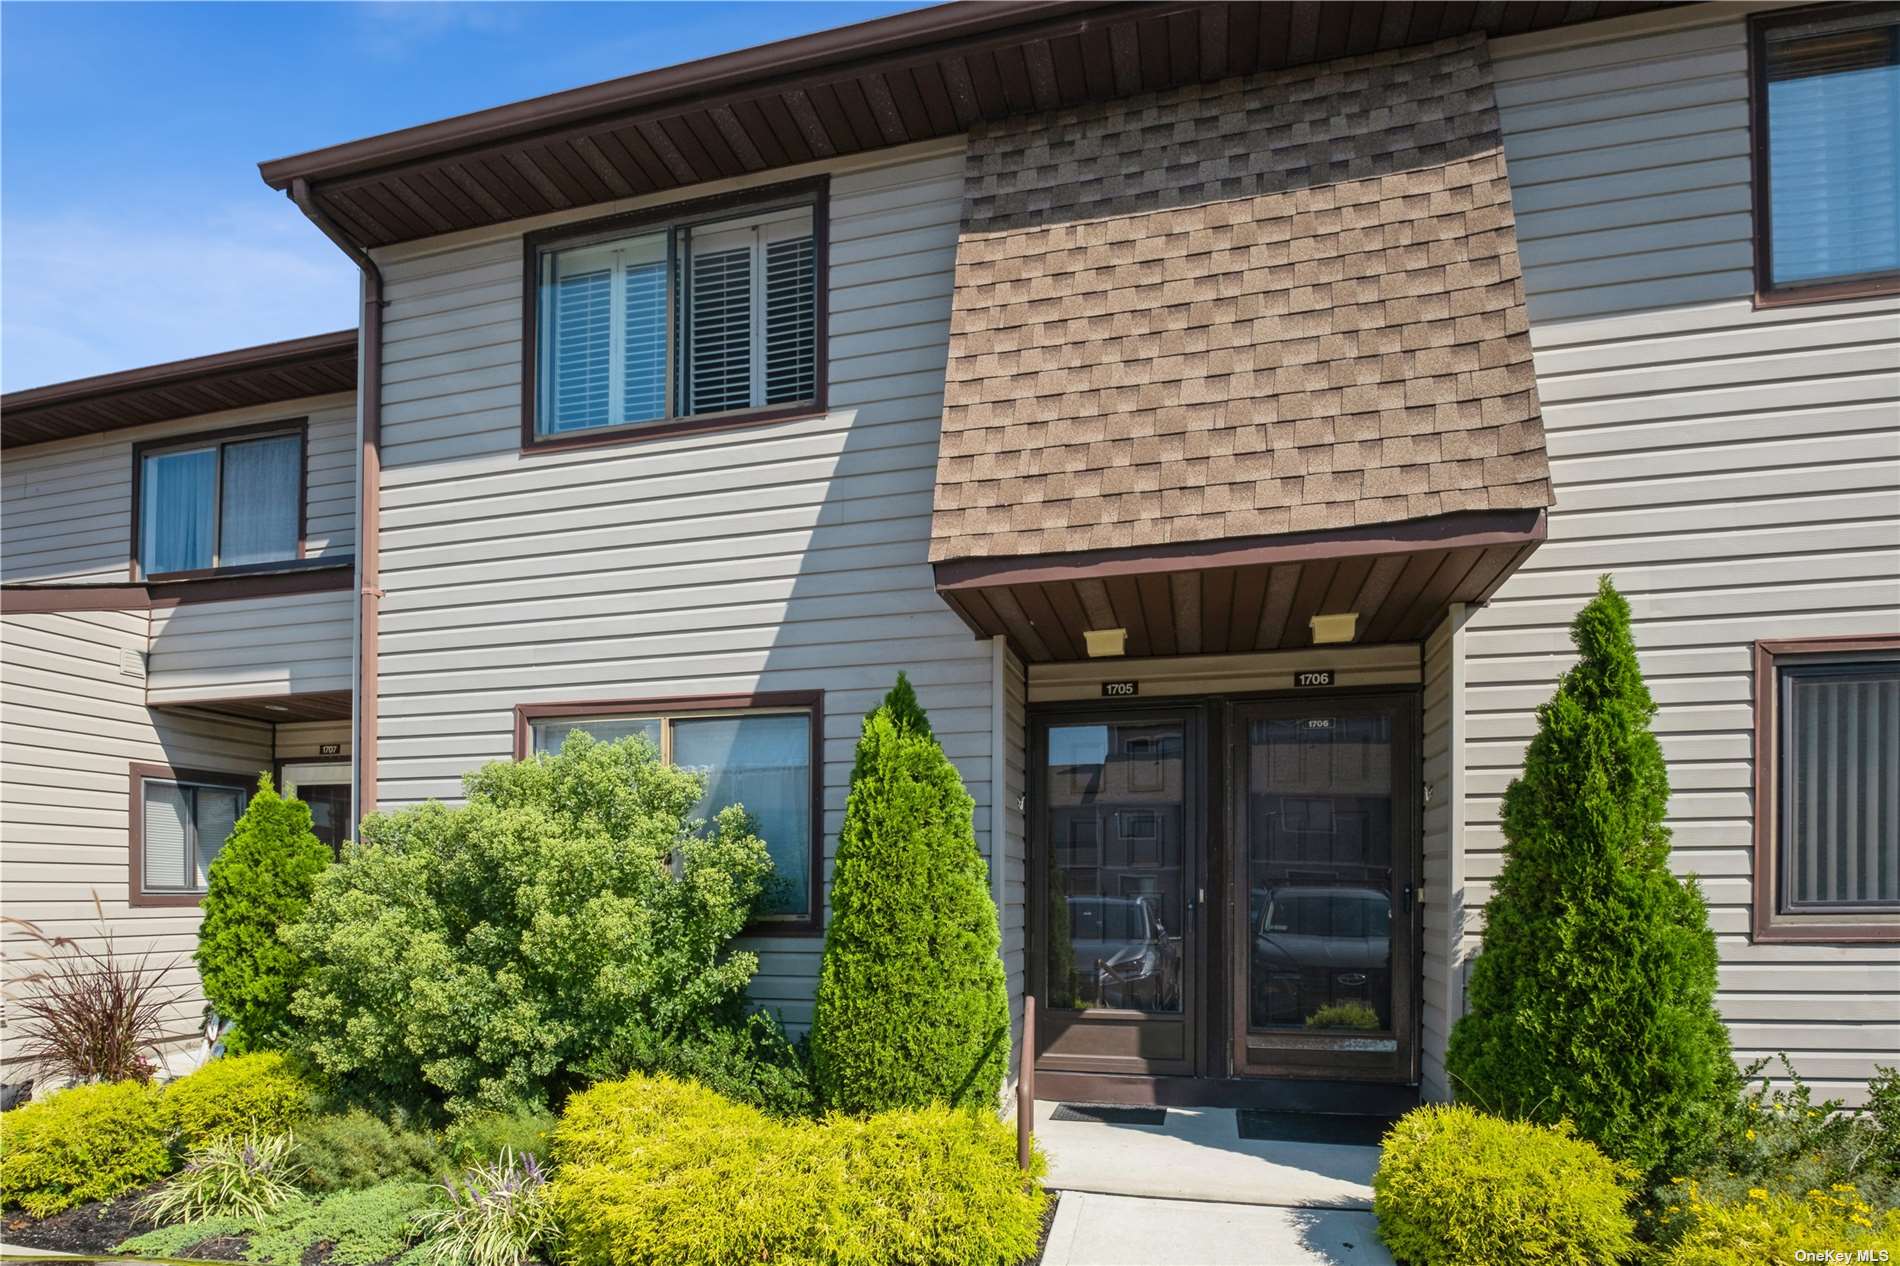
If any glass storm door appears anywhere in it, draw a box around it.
[1033,712,1200,1077]
[1231,696,1416,1081]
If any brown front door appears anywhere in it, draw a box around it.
[1229,694,1417,1081]
[1031,709,1202,1077]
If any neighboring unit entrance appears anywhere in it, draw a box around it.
[1029,693,1418,1097]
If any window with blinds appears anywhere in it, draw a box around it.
[1779,658,1900,912]
[141,777,248,894]
[1758,8,1900,291]
[534,198,820,438]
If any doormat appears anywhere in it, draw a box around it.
[1050,1103,1168,1126]
[1235,1110,1396,1147]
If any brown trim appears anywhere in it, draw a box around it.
[1,560,353,614]
[1032,1069,1420,1114]
[1748,4,1900,309]
[514,691,827,935]
[127,761,260,909]
[128,418,310,581]
[1,330,356,451]
[1751,634,1900,944]
[935,509,1548,592]
[518,177,830,454]
[287,177,384,826]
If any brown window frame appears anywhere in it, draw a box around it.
[1749,4,1900,308]
[518,177,829,455]
[128,418,310,581]
[1752,635,1900,943]
[513,691,825,935]
[128,762,258,908]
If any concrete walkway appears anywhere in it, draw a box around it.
[1031,1102,1395,1265]
[1034,1102,1380,1209]
[1041,1192,1392,1266]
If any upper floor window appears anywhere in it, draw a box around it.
[526,183,823,447]
[137,425,302,577]
[1753,6,1900,302]
[522,695,821,927]
[1753,638,1900,943]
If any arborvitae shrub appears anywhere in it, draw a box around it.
[1445,576,1732,1180]
[195,776,332,1053]
[810,674,1011,1113]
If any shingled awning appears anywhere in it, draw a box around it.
[929,36,1551,661]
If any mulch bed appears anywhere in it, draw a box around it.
[3,1186,161,1255]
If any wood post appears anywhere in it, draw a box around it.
[1017,994,1036,1169]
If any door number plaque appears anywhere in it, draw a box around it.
[1101,681,1139,697]
[1294,669,1336,688]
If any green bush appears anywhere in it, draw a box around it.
[584,1010,816,1118]
[164,1051,316,1148]
[1372,1104,1637,1266]
[811,674,1010,1113]
[551,1073,1046,1266]
[196,776,333,1054]
[1652,1180,1900,1266]
[1305,1001,1380,1031]
[1867,1065,1900,1180]
[121,1180,438,1266]
[0,1080,172,1217]
[296,1108,443,1192]
[1446,577,1732,1181]
[443,1107,557,1168]
[285,732,772,1116]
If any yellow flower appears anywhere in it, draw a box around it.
[1832,1183,1856,1193]
[1748,1188,1769,1202]
[1745,1128,1755,1140]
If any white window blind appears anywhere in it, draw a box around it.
[143,782,192,891]
[536,200,817,436]
[1764,11,1900,286]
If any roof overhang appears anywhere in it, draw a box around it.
[257,0,1674,250]
[1,330,358,450]
[934,507,1544,661]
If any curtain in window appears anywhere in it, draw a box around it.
[143,782,192,890]
[140,448,216,574]
[1784,665,1900,908]
[219,435,300,566]
[673,713,811,916]
[1765,16,1900,285]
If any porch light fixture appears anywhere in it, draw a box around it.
[1084,628,1128,658]
[1309,612,1358,645]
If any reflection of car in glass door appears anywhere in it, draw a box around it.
[1250,885,1392,1030]
[1066,894,1181,1012]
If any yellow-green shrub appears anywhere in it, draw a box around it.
[0,1081,172,1216]
[1373,1104,1637,1266]
[551,1073,1046,1266]
[1653,1180,1900,1266]
[163,1051,315,1147]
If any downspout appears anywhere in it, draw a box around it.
[287,178,383,824]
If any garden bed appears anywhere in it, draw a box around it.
[3,1186,159,1255]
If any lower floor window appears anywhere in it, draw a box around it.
[139,772,249,894]
[1756,638,1900,942]
[525,698,818,923]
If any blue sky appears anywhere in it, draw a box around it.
[0,1,924,391]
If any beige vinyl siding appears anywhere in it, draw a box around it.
[0,609,275,1074]
[1419,605,1470,1102]
[367,143,992,1031]
[274,721,352,763]
[1475,14,1900,1103]
[146,589,354,704]
[0,396,355,585]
